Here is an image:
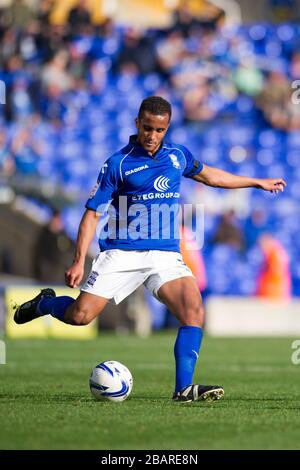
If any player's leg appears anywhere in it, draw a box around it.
[157,275,204,326]
[14,249,150,326]
[157,276,204,394]
[157,276,224,402]
[14,288,109,325]
[63,292,109,325]
[14,251,113,325]
[37,290,109,325]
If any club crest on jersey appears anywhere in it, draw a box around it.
[169,153,181,169]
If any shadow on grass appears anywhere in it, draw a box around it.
[0,392,169,405]
[0,392,94,403]
[4,393,297,410]
[0,393,213,407]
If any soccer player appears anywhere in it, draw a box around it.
[14,96,286,402]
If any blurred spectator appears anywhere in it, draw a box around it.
[256,70,296,130]
[212,210,245,251]
[40,82,66,122]
[180,225,207,293]
[19,20,43,64]
[256,234,291,299]
[182,81,218,122]
[41,50,73,92]
[36,0,53,26]
[156,30,186,74]
[68,42,89,81]
[286,97,300,130]
[0,28,18,67]
[116,28,158,75]
[67,0,92,35]
[171,1,199,37]
[290,51,300,79]
[33,210,73,283]
[244,209,268,249]
[3,54,35,121]
[171,0,224,35]
[0,129,15,177]
[233,60,264,97]
[119,287,152,337]
[10,77,33,120]
[89,59,108,94]
[1,0,35,31]
[98,285,152,337]
[11,126,44,175]
[40,24,69,62]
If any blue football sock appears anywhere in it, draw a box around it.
[174,325,203,393]
[37,296,75,322]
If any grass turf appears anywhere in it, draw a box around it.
[0,333,299,450]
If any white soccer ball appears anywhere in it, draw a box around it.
[89,360,133,402]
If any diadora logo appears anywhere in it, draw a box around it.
[154,176,170,192]
[125,165,149,176]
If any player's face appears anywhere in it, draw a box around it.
[136,111,170,155]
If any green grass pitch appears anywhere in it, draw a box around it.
[0,333,299,450]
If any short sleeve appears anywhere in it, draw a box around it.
[181,146,203,178]
[85,158,120,212]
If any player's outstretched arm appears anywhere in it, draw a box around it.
[192,164,286,194]
[65,209,100,288]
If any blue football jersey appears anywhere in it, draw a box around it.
[86,135,203,252]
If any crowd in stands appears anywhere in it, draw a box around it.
[0,1,299,297]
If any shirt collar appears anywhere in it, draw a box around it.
[129,135,164,158]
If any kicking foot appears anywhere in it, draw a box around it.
[14,288,56,324]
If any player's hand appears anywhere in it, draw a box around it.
[256,178,286,194]
[65,261,85,288]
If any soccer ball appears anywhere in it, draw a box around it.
[89,360,133,402]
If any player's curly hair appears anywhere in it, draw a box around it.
[138,96,172,120]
